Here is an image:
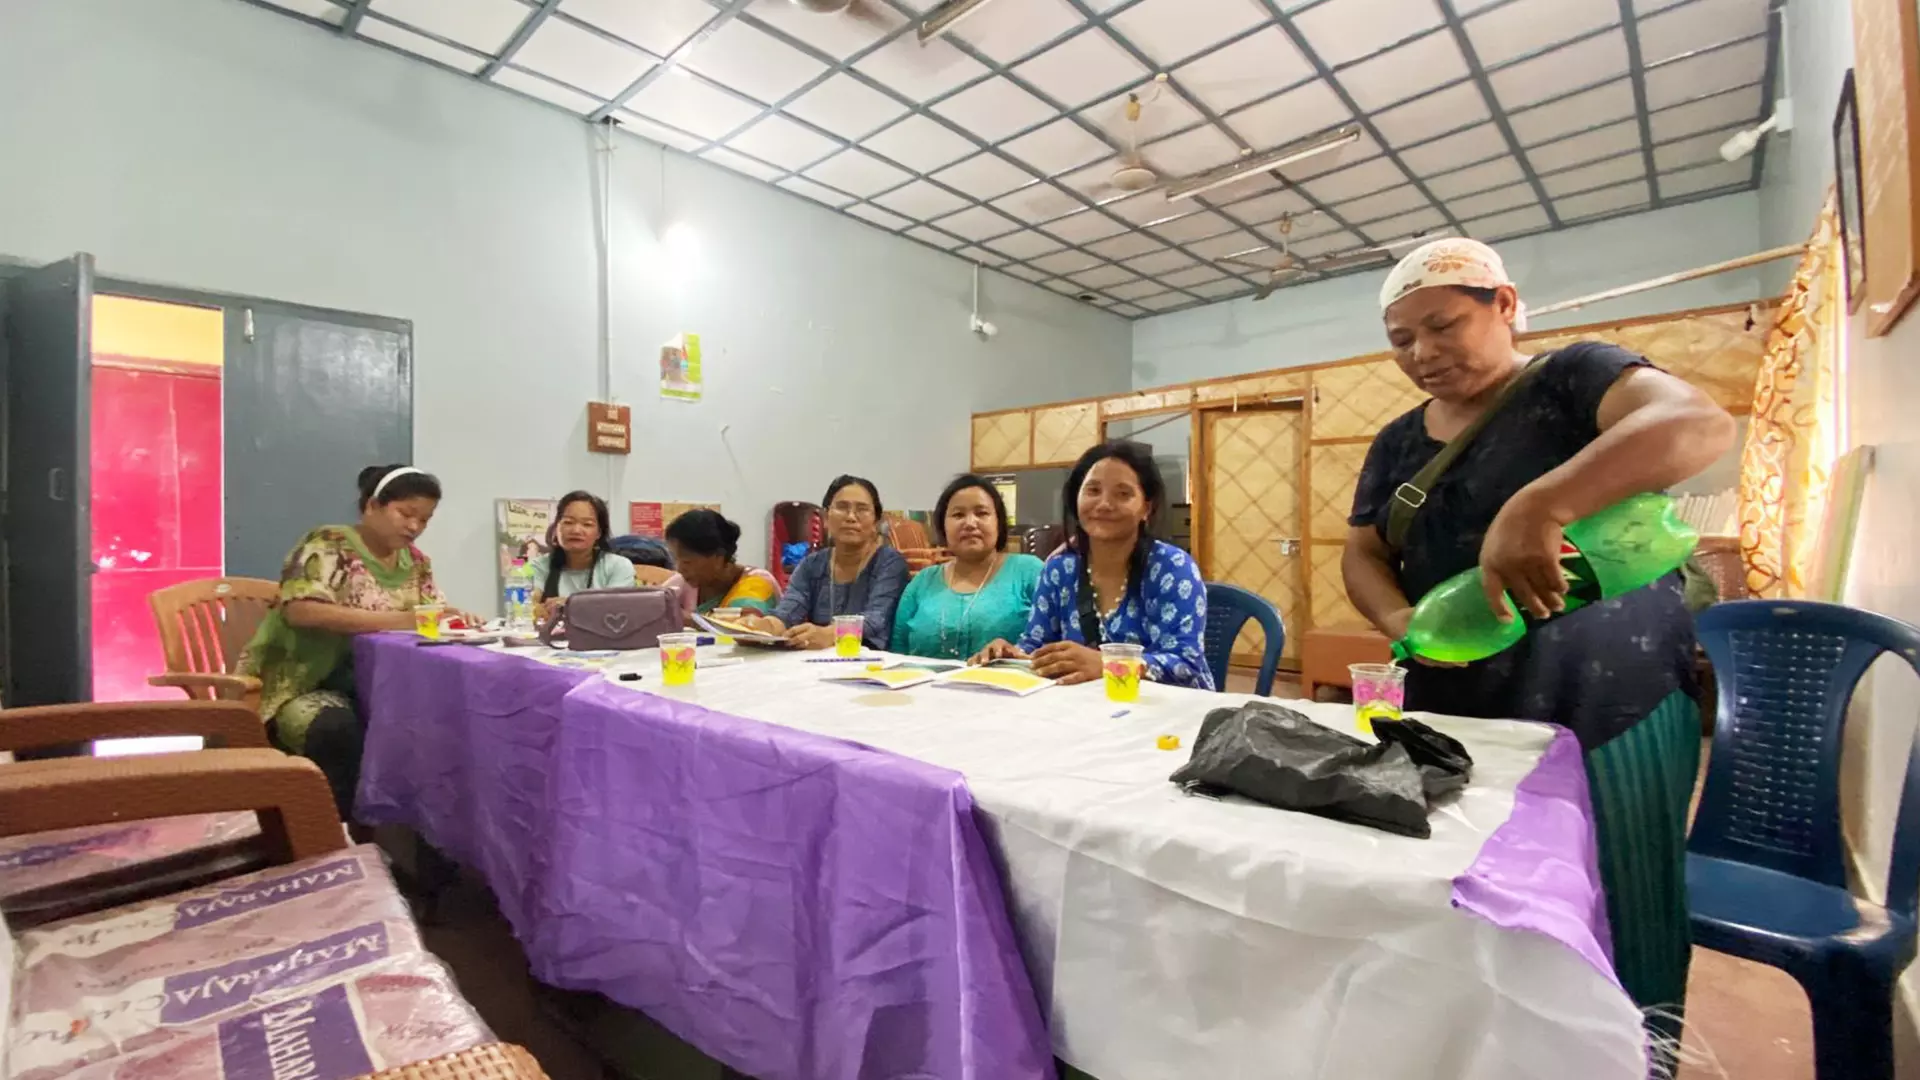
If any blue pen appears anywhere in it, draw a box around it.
[1111,709,1131,719]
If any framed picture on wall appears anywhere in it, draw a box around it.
[1835,70,1869,312]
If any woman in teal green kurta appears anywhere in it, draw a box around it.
[891,475,1044,660]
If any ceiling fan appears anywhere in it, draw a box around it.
[1082,87,1164,199]
[786,0,893,27]
[1228,219,1453,301]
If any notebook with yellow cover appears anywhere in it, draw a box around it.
[821,667,940,691]
[936,666,1055,697]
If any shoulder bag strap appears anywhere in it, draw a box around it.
[1384,354,1550,554]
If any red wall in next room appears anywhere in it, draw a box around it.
[90,365,223,702]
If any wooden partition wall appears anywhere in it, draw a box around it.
[971,299,1778,645]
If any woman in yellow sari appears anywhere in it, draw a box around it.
[664,509,781,616]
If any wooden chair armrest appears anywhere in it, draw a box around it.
[0,700,268,753]
[0,749,345,864]
[355,1043,551,1079]
[148,671,263,702]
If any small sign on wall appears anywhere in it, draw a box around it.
[587,402,631,454]
[629,501,723,540]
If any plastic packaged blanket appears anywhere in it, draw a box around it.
[0,814,262,900]
[59,970,491,1080]
[7,845,446,1079]
[1169,702,1473,838]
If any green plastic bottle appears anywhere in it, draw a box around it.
[1390,492,1700,664]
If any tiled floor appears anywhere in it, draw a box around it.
[1677,950,1812,1080]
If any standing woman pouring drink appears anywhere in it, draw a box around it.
[744,475,908,650]
[891,475,1043,660]
[1343,238,1734,1063]
[973,442,1211,690]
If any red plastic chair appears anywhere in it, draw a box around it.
[769,502,823,588]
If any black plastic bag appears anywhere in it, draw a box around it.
[1168,702,1473,839]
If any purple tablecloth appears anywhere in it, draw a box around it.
[356,639,1053,1080]
[1451,727,1618,986]
[355,636,590,938]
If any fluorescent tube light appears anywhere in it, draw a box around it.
[1165,124,1363,201]
[917,0,1002,43]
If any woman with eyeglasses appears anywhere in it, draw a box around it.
[742,475,907,650]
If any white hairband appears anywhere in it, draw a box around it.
[372,466,425,500]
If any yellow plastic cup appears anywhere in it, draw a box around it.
[413,604,445,640]
[1101,643,1144,703]
[833,614,865,658]
[1350,662,1407,736]
[660,632,699,688]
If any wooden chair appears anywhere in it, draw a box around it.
[1024,523,1067,560]
[1299,624,1393,701]
[633,564,678,587]
[147,577,277,711]
[886,516,950,573]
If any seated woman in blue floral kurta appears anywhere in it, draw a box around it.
[973,441,1212,690]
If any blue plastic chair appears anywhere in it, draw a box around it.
[1689,599,1920,1080]
[1202,582,1286,697]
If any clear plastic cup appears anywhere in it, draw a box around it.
[413,604,445,640]
[1350,662,1407,736]
[833,614,865,658]
[1102,643,1145,703]
[660,632,699,687]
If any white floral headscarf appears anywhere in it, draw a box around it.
[1378,237,1528,330]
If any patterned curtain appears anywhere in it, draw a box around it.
[1737,194,1844,598]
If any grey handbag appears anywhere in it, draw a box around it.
[538,587,682,651]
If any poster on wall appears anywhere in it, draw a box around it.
[989,476,1019,525]
[628,501,723,539]
[495,498,554,586]
[660,333,703,402]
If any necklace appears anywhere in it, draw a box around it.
[937,553,999,658]
[826,541,874,617]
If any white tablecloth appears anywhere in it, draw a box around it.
[552,645,1646,1080]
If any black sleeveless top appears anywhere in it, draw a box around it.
[1348,342,1697,751]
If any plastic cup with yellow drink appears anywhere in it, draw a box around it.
[1350,662,1407,736]
[1101,643,1144,704]
[833,614,865,658]
[659,632,699,688]
[412,603,445,640]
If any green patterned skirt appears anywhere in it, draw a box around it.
[1584,690,1701,1066]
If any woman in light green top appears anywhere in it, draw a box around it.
[891,474,1043,660]
[530,491,636,623]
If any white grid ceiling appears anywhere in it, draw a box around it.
[251,0,1776,318]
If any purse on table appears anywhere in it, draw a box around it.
[537,587,682,651]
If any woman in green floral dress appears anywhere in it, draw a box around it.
[241,464,475,820]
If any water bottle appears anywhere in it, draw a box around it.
[1390,492,1699,664]
[504,559,534,629]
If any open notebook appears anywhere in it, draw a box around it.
[820,659,1054,695]
[692,611,792,646]
[936,666,1054,697]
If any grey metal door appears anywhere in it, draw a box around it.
[3,254,95,705]
[222,303,412,578]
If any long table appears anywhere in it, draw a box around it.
[356,634,1646,1080]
